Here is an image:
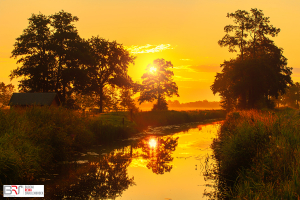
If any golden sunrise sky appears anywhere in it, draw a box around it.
[1,0,300,103]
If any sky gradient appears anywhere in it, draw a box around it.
[1,0,300,103]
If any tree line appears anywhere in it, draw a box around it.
[9,11,179,112]
[9,8,294,112]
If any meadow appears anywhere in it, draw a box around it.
[208,108,300,199]
[0,107,225,185]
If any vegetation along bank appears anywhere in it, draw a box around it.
[207,108,300,199]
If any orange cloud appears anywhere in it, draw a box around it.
[180,59,192,61]
[174,65,221,73]
[126,44,175,54]
[174,75,193,81]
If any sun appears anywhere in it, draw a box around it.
[149,138,157,148]
[149,66,157,73]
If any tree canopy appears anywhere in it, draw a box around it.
[211,8,292,110]
[139,58,179,110]
[10,11,90,103]
[10,13,55,93]
[83,36,136,112]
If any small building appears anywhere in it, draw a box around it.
[9,93,60,107]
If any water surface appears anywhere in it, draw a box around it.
[44,121,222,199]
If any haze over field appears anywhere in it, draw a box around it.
[1,0,300,103]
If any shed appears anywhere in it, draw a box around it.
[9,93,60,107]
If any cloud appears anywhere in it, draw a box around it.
[126,44,175,54]
[180,58,191,61]
[174,65,193,71]
[174,75,193,81]
[292,67,300,74]
[189,65,221,73]
[174,65,221,73]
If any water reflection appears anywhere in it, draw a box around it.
[45,121,222,199]
[138,136,179,174]
[50,151,134,199]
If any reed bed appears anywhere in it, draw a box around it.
[209,109,300,199]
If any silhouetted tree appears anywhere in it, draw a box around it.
[50,10,87,103]
[10,13,56,92]
[139,58,179,111]
[281,82,300,108]
[10,11,90,105]
[218,10,249,60]
[0,82,15,107]
[212,8,292,110]
[119,86,138,111]
[84,36,135,112]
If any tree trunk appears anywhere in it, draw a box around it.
[99,86,104,113]
[241,22,244,61]
[157,81,161,108]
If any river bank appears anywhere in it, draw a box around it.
[0,107,226,186]
[208,108,300,199]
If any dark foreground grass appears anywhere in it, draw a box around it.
[0,107,137,185]
[208,109,300,199]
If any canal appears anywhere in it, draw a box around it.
[42,121,222,199]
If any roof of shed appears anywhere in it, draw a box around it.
[9,93,60,106]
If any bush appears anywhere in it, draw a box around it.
[0,106,93,184]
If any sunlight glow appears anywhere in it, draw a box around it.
[149,138,157,148]
[149,66,157,73]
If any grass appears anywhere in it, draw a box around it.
[89,112,138,142]
[208,109,300,199]
[0,107,137,185]
[0,107,93,185]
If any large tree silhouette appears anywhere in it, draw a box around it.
[10,13,56,92]
[212,8,292,110]
[10,11,89,104]
[84,36,135,112]
[139,58,179,110]
[50,11,89,103]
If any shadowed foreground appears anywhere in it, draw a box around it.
[206,109,300,199]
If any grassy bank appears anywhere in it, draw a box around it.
[0,107,225,186]
[209,109,300,199]
[134,109,226,131]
